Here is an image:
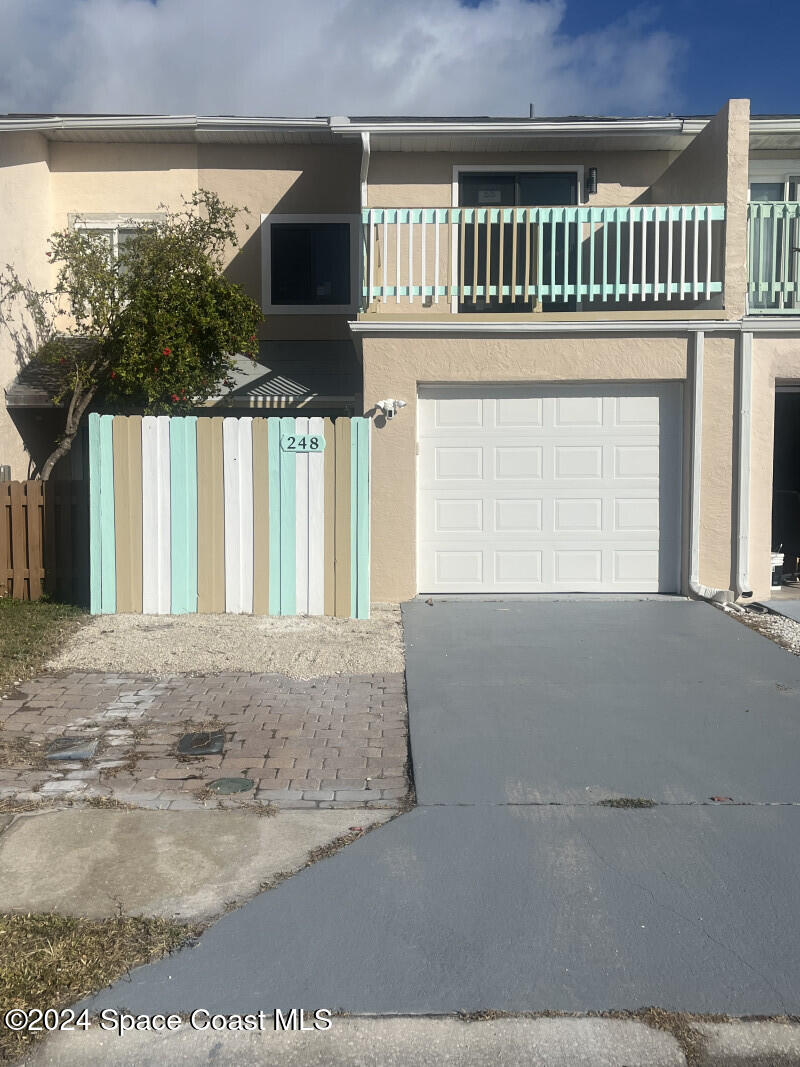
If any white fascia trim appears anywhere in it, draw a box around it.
[750,118,800,135]
[741,316,800,332]
[0,115,329,135]
[349,319,742,336]
[334,118,702,137]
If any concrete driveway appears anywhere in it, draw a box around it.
[81,599,800,1018]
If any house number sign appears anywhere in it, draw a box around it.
[280,433,326,452]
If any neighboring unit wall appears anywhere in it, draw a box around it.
[648,100,750,320]
[749,335,800,600]
[49,141,199,221]
[0,133,52,478]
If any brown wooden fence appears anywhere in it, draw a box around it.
[0,480,89,603]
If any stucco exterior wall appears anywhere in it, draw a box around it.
[648,101,750,321]
[698,334,738,591]
[360,331,706,601]
[197,142,360,341]
[367,149,679,208]
[750,335,800,600]
[0,133,53,477]
[50,141,199,221]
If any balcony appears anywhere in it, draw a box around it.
[748,201,800,314]
[360,204,726,316]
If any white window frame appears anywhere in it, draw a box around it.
[261,213,360,315]
[449,165,585,314]
[749,160,800,196]
[70,213,163,257]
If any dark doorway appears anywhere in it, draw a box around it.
[772,389,800,587]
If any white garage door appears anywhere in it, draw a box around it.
[418,383,683,594]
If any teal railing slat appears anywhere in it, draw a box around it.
[361,204,727,308]
[747,202,800,313]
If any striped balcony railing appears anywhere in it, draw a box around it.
[748,201,800,313]
[361,204,725,311]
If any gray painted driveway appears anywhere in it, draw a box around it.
[404,598,800,804]
[84,599,800,1018]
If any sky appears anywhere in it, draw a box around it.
[0,0,793,119]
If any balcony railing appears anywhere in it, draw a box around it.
[748,201,800,313]
[361,204,725,312]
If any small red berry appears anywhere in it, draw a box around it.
[171,394,178,403]
[111,371,116,378]
[162,347,171,356]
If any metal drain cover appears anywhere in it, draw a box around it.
[207,777,254,795]
[177,730,225,756]
[46,737,99,761]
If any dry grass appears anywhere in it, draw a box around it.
[0,731,48,770]
[0,597,85,695]
[597,797,657,809]
[0,911,194,1061]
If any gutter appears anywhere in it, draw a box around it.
[360,132,371,210]
[735,332,753,599]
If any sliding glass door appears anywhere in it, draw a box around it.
[458,171,578,313]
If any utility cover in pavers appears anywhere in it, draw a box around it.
[177,731,225,756]
[46,738,99,761]
[207,778,254,794]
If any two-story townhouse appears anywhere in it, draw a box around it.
[2,99,799,607]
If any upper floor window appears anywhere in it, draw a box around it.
[70,214,163,267]
[261,214,359,315]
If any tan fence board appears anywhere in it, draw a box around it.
[197,417,225,613]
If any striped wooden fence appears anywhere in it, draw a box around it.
[0,480,87,602]
[88,413,370,618]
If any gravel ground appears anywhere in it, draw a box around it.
[728,603,800,655]
[46,604,404,679]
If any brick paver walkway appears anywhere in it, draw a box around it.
[0,672,409,810]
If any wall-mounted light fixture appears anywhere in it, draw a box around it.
[586,167,598,196]
[376,399,407,420]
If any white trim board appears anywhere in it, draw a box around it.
[349,319,742,336]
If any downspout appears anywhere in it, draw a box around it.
[735,331,753,598]
[360,131,370,210]
[689,330,735,603]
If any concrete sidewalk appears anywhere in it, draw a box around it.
[21,1015,800,1066]
[0,808,392,921]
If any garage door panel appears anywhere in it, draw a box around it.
[418,385,682,593]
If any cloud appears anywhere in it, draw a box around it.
[0,0,683,117]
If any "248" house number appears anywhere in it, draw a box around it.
[280,434,326,452]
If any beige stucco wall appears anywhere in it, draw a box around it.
[648,100,750,320]
[50,141,199,220]
[0,133,53,477]
[361,331,710,601]
[750,335,800,600]
[367,149,679,208]
[698,334,738,591]
[198,142,360,332]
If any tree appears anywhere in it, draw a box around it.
[0,190,263,479]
